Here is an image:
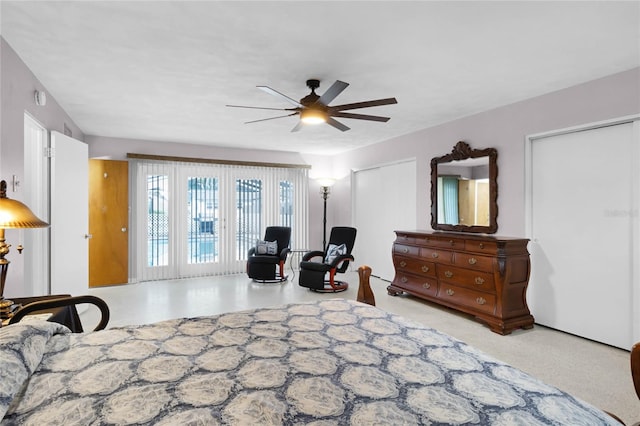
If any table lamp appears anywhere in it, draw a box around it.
[0,180,49,319]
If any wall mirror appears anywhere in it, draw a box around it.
[430,141,498,233]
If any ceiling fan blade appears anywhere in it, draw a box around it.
[326,117,350,132]
[331,112,390,122]
[330,97,398,111]
[290,121,304,132]
[257,86,303,107]
[317,80,349,106]
[226,104,294,111]
[245,113,298,124]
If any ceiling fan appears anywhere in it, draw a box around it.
[226,79,397,132]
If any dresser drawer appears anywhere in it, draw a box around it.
[395,273,438,298]
[437,284,496,315]
[436,265,495,292]
[453,252,494,272]
[395,234,416,245]
[412,235,433,246]
[394,256,436,277]
[464,240,498,254]
[420,247,453,263]
[394,243,420,257]
[423,237,462,249]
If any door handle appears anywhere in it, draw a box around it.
[85,234,93,239]
[121,227,127,232]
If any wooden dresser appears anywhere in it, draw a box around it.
[388,230,534,334]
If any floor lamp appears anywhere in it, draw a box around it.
[0,180,49,320]
[316,178,335,252]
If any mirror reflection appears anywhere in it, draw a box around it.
[437,157,490,226]
[430,141,498,234]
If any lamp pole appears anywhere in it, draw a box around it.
[321,185,330,252]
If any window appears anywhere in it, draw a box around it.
[131,159,308,281]
[187,177,218,264]
[147,174,169,266]
[280,180,293,227]
[236,179,261,261]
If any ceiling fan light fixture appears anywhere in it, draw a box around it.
[229,79,397,132]
[300,108,327,125]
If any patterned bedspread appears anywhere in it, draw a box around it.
[1,299,618,425]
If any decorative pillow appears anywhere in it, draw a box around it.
[324,243,347,264]
[256,240,278,255]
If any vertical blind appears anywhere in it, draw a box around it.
[130,159,308,282]
[439,176,459,225]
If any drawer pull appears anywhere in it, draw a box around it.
[468,257,477,265]
[449,240,454,246]
[423,283,431,289]
[474,277,485,285]
[431,252,439,259]
[401,277,408,283]
[446,289,455,296]
[400,261,407,267]
[444,271,453,278]
[421,265,430,273]
[402,247,409,253]
[479,243,484,249]
[476,297,486,305]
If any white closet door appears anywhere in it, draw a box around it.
[529,122,637,349]
[50,131,89,296]
[353,160,416,281]
[23,114,49,296]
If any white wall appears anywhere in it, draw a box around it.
[330,67,640,238]
[89,68,639,265]
[0,38,85,177]
[0,38,85,295]
[3,29,638,291]
[86,135,307,164]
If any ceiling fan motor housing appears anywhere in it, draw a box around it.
[306,79,320,90]
[301,79,322,105]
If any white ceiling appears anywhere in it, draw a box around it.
[1,1,638,155]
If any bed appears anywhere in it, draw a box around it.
[1,299,619,425]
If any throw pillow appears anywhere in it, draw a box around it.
[265,240,278,255]
[324,243,347,264]
[256,240,278,255]
[256,240,268,255]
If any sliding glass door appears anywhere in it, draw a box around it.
[132,160,307,282]
[140,164,228,279]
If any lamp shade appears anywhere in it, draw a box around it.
[0,181,48,229]
[0,198,49,228]
[316,177,336,188]
[300,108,328,124]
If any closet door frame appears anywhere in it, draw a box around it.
[524,114,640,348]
